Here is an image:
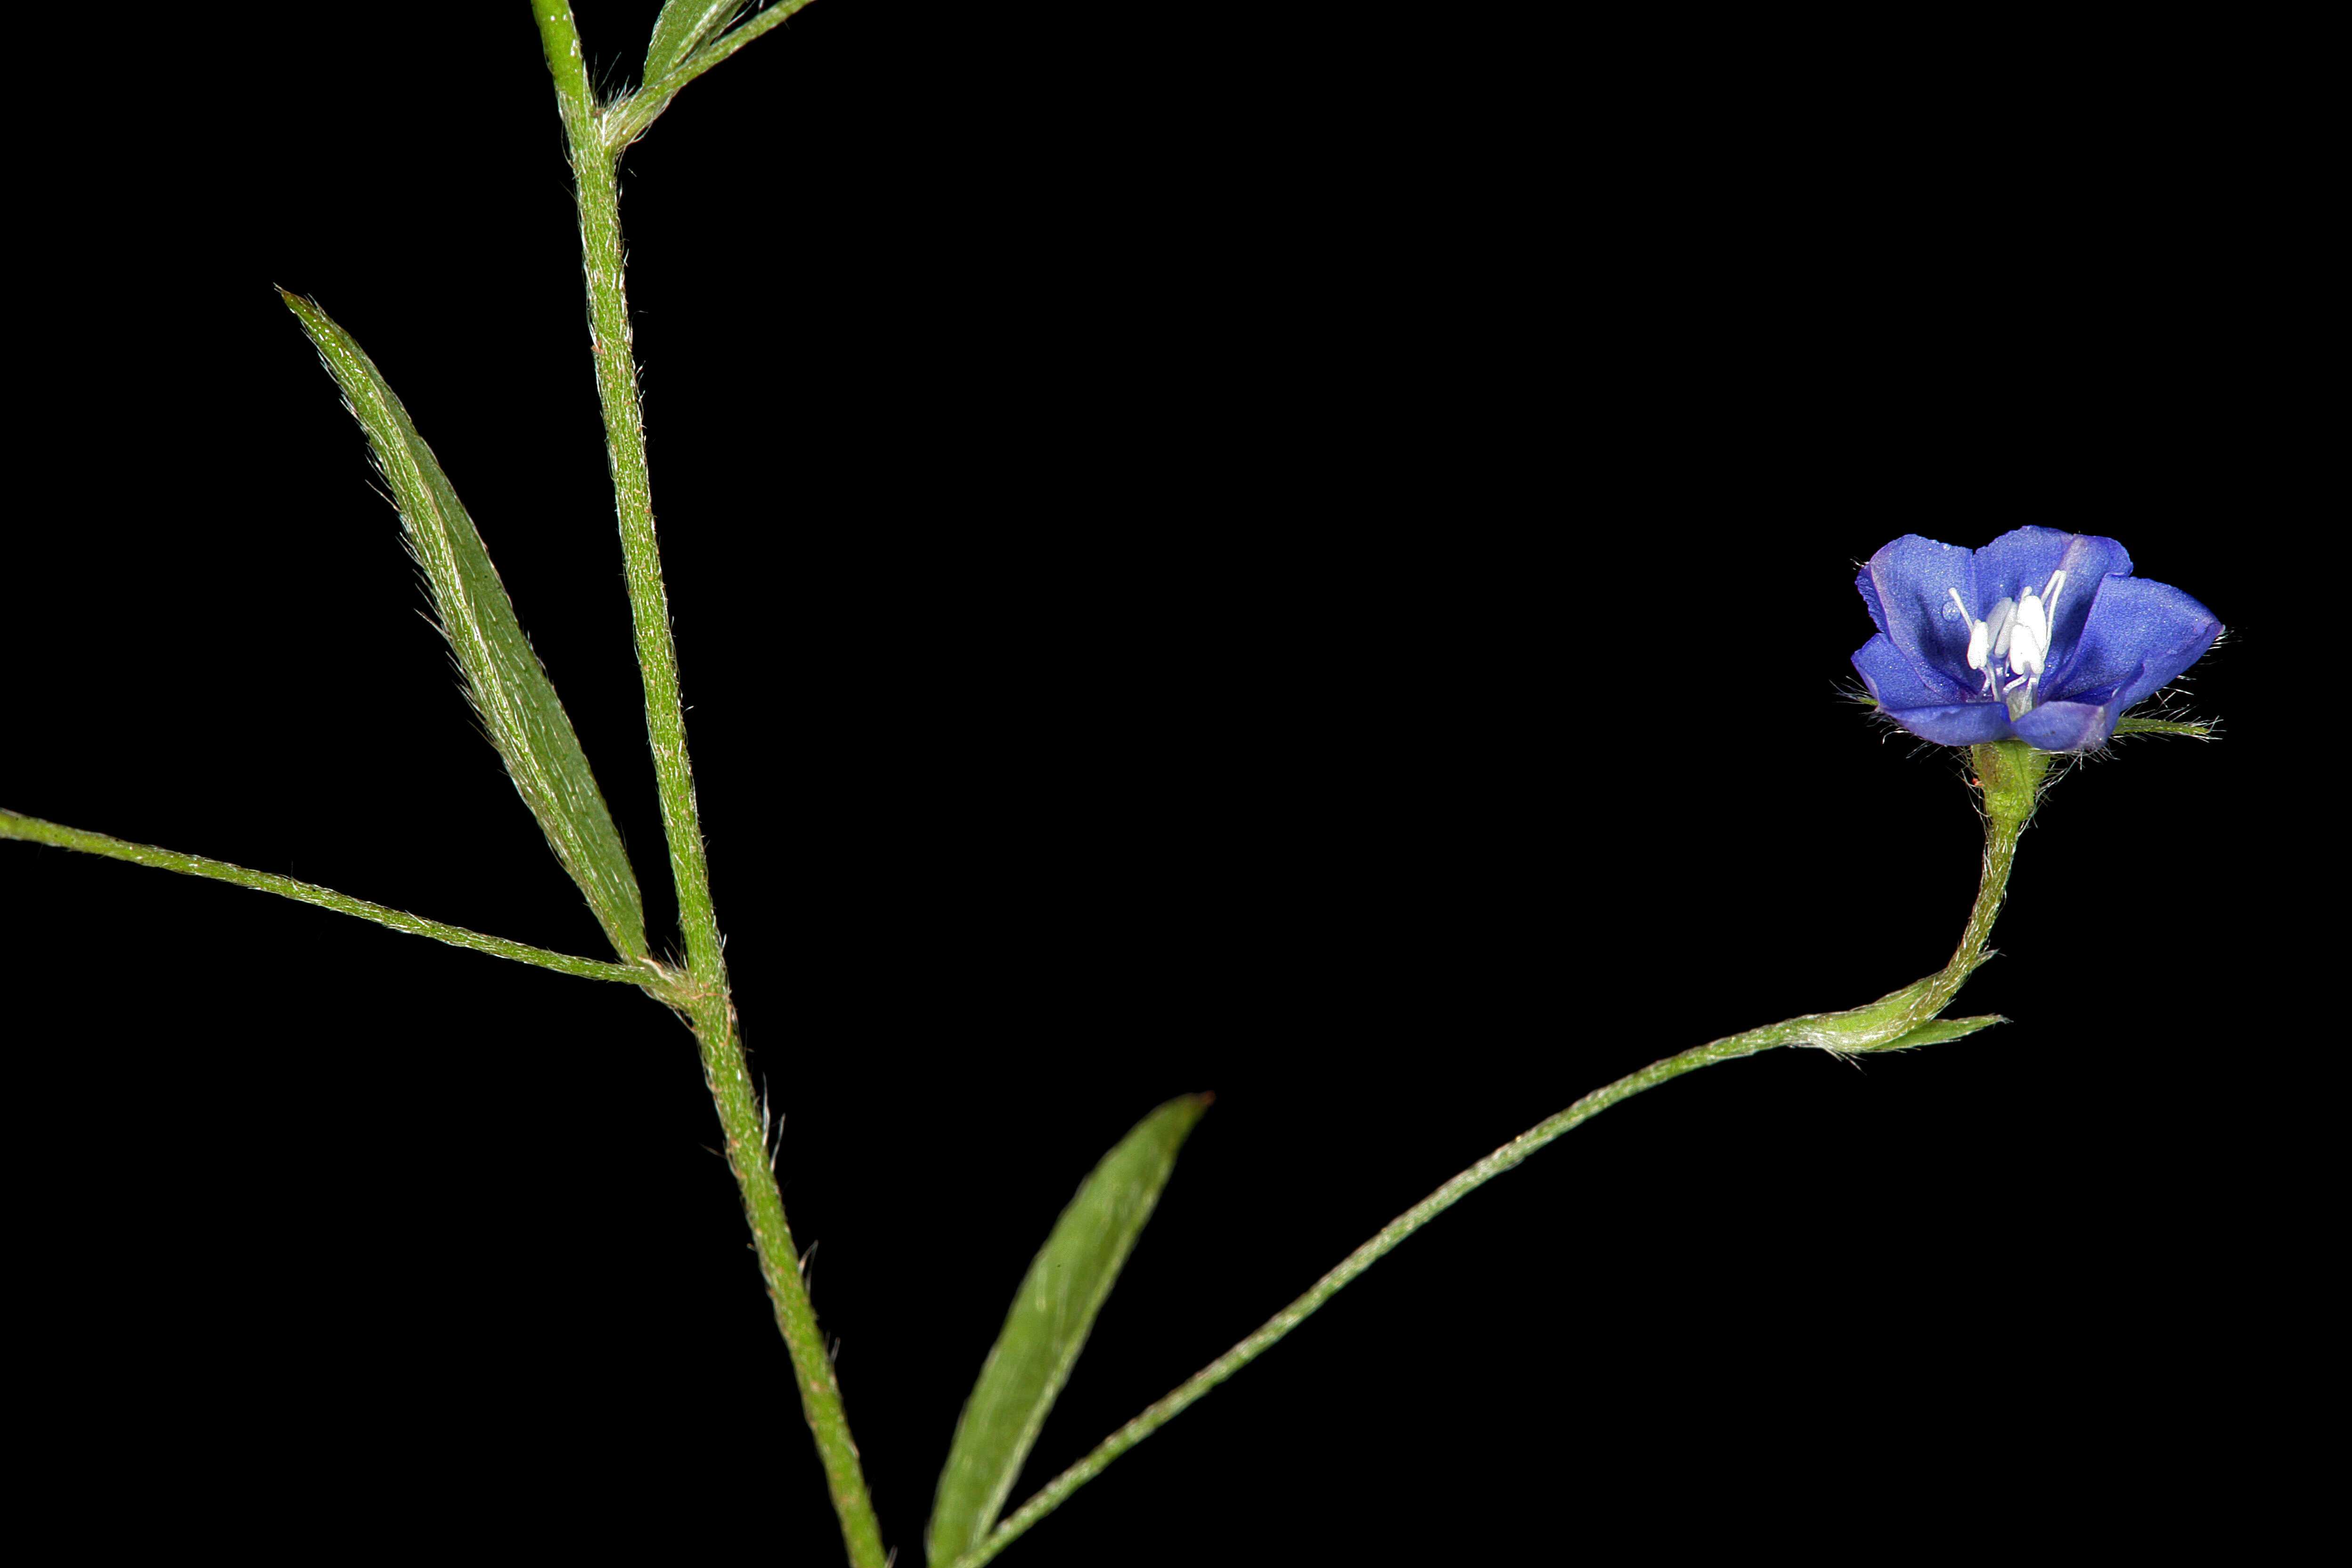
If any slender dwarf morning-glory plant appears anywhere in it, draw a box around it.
[0,7,2235,1563]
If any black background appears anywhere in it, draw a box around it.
[8,3,2307,1560]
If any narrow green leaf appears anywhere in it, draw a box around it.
[280,292,650,962]
[927,1094,1213,1568]
[602,0,818,151]
[643,0,746,83]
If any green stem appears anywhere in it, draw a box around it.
[951,744,2053,1568]
[0,808,651,985]
[945,1034,1778,1568]
[525,7,886,1565]
[1953,736,2051,979]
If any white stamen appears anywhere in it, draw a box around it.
[1947,565,2071,718]
[1985,596,2017,662]
[2010,585,2051,680]
[1951,588,1991,673]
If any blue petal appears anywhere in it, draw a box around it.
[1857,535,1982,692]
[2046,574,2224,712]
[1972,528,2133,671]
[1853,630,1971,708]
[1873,698,2018,747]
[2011,699,2117,752]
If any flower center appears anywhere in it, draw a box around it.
[1950,567,2067,720]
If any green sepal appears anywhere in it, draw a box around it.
[1972,737,2055,825]
[1845,1013,2007,1053]
[2110,712,2217,739]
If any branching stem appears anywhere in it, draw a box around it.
[0,809,653,986]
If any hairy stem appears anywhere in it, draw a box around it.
[527,6,886,1565]
[0,809,651,985]
[950,751,2049,1567]
[947,1031,1780,1568]
[1952,736,2051,980]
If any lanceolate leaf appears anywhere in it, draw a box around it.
[281,292,650,963]
[927,1094,1213,1568]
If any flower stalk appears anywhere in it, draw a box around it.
[1952,737,2051,976]
[948,747,2048,1566]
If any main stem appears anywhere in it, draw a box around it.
[527,7,886,1565]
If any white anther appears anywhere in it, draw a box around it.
[1951,587,1991,673]
[2009,584,2051,680]
[1984,596,2018,662]
[1976,596,2019,694]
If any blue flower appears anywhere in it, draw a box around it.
[1852,527,2222,751]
